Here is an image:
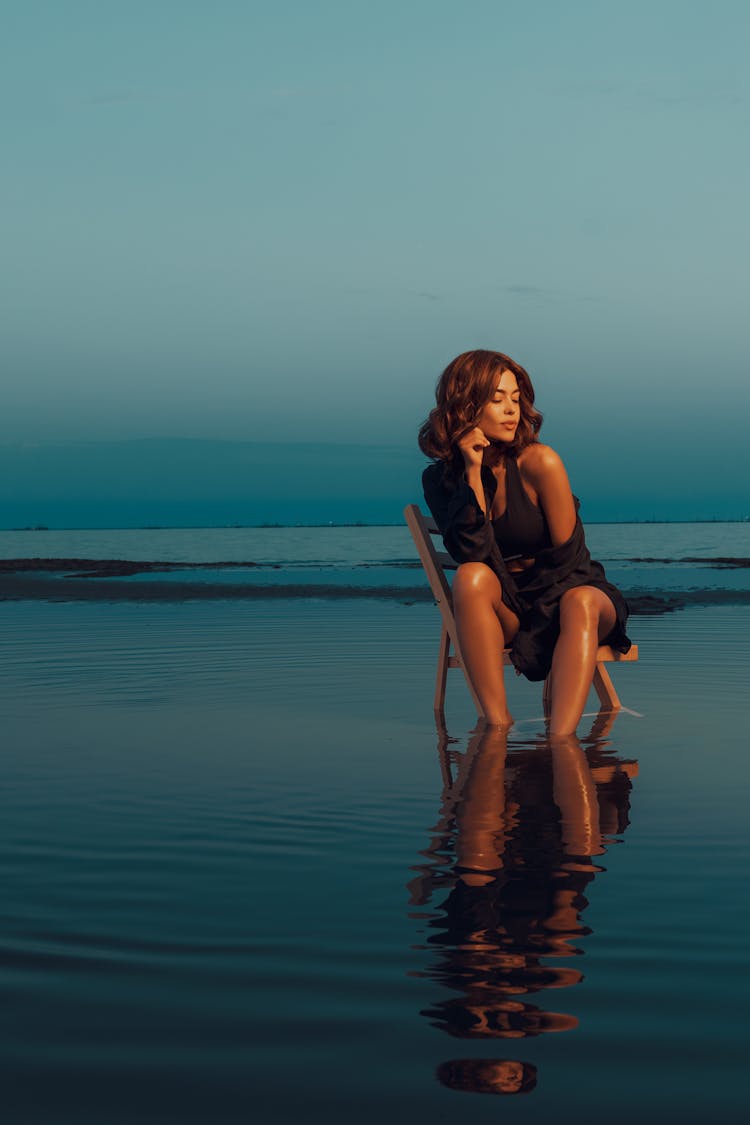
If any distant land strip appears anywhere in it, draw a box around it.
[0,556,747,576]
[1,571,749,615]
[628,556,750,568]
[0,557,270,577]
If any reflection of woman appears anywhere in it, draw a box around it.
[409,722,638,1095]
[437,1057,538,1095]
[419,349,631,733]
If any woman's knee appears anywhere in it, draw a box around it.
[559,585,600,627]
[452,562,502,604]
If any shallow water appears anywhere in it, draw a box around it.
[2,520,750,564]
[0,599,748,1122]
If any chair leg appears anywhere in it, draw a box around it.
[542,673,552,719]
[544,662,622,718]
[434,625,451,718]
[592,662,621,711]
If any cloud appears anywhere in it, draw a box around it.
[409,290,442,302]
[499,284,603,306]
[630,83,741,107]
[503,284,548,297]
[554,77,741,108]
[85,92,148,105]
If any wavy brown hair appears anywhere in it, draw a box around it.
[418,349,542,463]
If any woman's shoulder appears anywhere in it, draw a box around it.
[518,442,567,482]
[422,459,448,491]
[422,459,445,482]
[422,460,454,503]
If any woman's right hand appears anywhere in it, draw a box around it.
[457,426,490,470]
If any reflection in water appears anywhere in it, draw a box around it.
[437,1057,538,1095]
[408,711,638,1096]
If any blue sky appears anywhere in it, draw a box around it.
[2,1,749,518]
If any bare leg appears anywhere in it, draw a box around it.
[452,563,519,726]
[548,586,617,736]
[455,725,509,885]
[548,733,602,859]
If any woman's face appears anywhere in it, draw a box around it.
[493,1060,525,1093]
[476,368,521,444]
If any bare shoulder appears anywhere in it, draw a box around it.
[519,443,576,535]
[518,442,568,484]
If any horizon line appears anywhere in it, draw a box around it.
[2,517,748,532]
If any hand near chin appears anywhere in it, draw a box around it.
[458,427,490,470]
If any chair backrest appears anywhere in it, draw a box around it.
[403,502,483,714]
[404,504,454,604]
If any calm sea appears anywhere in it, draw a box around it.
[0,522,748,1122]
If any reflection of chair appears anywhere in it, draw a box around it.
[404,503,639,720]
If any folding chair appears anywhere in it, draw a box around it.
[404,503,638,720]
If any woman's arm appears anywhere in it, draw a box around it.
[522,444,577,546]
[422,461,497,563]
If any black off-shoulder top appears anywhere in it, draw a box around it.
[491,453,552,559]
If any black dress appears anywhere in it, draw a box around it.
[422,454,631,681]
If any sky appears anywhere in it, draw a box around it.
[2,1,749,521]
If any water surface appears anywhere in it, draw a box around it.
[0,598,747,1122]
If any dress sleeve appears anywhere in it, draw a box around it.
[422,462,496,563]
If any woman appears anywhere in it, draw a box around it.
[419,349,630,734]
